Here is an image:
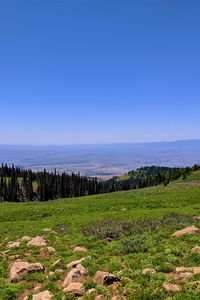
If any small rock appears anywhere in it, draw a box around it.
[49,271,54,276]
[163,282,181,293]
[94,271,120,285]
[73,246,87,253]
[66,258,86,269]
[47,246,56,253]
[175,267,192,273]
[63,282,84,295]
[142,268,156,275]
[28,236,47,247]
[192,216,200,220]
[7,241,21,248]
[171,226,199,237]
[34,284,42,292]
[32,290,53,300]
[21,236,32,242]
[95,296,104,300]
[52,259,61,267]
[193,267,200,274]
[192,246,200,254]
[63,264,88,287]
[10,261,44,282]
[43,228,52,232]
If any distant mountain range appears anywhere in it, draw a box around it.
[0,139,200,178]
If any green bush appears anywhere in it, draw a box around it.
[119,235,147,254]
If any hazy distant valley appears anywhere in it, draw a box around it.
[0,140,200,178]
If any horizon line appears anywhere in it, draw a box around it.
[0,138,200,147]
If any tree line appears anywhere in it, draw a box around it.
[107,164,200,191]
[0,164,200,202]
[0,164,109,202]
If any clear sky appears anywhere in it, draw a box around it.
[0,0,200,145]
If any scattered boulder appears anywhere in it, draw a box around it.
[192,245,200,254]
[142,268,156,275]
[28,236,47,247]
[7,241,21,248]
[171,226,199,237]
[63,282,84,296]
[94,271,120,285]
[21,236,32,242]
[63,264,88,287]
[10,261,44,282]
[47,246,56,253]
[171,272,193,282]
[66,258,86,269]
[32,290,53,300]
[163,282,181,293]
[192,216,200,220]
[73,246,87,253]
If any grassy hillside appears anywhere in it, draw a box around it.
[1,171,200,299]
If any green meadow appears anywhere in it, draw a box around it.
[1,171,200,299]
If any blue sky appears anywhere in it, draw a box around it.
[0,0,200,144]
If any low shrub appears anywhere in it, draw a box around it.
[119,235,147,254]
[83,218,161,240]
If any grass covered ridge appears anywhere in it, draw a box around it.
[1,171,200,299]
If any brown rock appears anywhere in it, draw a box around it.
[73,246,87,253]
[193,267,200,274]
[142,268,156,275]
[7,241,21,248]
[66,258,86,269]
[34,284,42,292]
[32,290,53,300]
[192,246,200,254]
[47,246,56,253]
[63,282,84,295]
[171,226,199,237]
[94,271,120,285]
[163,282,181,293]
[63,264,88,287]
[175,267,192,273]
[10,261,44,282]
[192,216,200,220]
[95,296,104,300]
[21,236,32,242]
[28,236,47,247]
[168,270,193,283]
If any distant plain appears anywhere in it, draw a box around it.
[0,140,200,178]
